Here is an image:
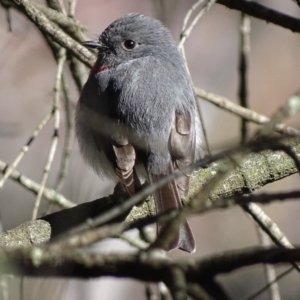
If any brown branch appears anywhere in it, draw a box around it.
[0,246,300,282]
[10,0,94,67]
[195,87,300,136]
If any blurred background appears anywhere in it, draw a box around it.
[1,0,300,299]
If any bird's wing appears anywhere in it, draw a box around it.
[169,111,196,198]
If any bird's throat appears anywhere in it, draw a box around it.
[90,62,109,75]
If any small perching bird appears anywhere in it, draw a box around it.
[76,13,202,253]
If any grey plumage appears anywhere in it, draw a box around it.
[76,13,202,253]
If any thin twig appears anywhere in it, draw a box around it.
[67,0,77,17]
[145,284,157,300]
[195,87,300,136]
[0,159,75,208]
[245,267,294,300]
[255,227,281,300]
[68,54,88,92]
[32,48,66,220]
[238,12,251,144]
[53,75,74,193]
[45,75,74,215]
[255,92,300,138]
[0,110,54,190]
[242,203,300,276]
[10,0,94,67]
[181,0,205,33]
[158,282,168,300]
[179,1,215,155]
[242,203,294,249]
[35,3,86,41]
[179,0,217,49]
[217,0,300,33]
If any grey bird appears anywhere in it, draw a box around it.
[76,13,202,253]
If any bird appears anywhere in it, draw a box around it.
[75,13,202,253]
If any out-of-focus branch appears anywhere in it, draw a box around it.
[248,209,282,299]
[0,159,75,208]
[238,12,251,144]
[1,246,300,281]
[217,0,300,33]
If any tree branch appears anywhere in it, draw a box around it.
[217,0,300,33]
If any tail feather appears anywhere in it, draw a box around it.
[150,172,195,253]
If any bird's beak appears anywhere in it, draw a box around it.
[82,41,102,49]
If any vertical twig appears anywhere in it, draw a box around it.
[145,284,157,300]
[0,212,9,300]
[158,282,169,300]
[68,0,77,17]
[20,277,24,300]
[45,75,74,215]
[256,227,281,300]
[179,0,217,156]
[32,48,66,220]
[238,12,251,144]
[45,0,79,216]
[53,75,74,193]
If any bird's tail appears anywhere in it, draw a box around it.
[149,169,195,253]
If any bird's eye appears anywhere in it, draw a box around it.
[123,40,137,50]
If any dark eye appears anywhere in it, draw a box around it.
[123,40,137,50]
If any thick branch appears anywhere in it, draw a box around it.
[0,246,300,281]
[1,139,300,247]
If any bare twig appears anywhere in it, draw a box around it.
[10,0,94,67]
[0,110,54,190]
[255,227,281,300]
[36,3,86,41]
[145,284,157,300]
[179,0,217,49]
[238,12,251,144]
[179,1,216,155]
[32,48,66,220]
[242,203,294,249]
[195,87,300,136]
[245,267,294,300]
[181,0,205,33]
[68,54,88,92]
[256,92,300,138]
[53,75,74,193]
[217,0,300,33]
[67,0,77,17]
[0,159,75,208]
